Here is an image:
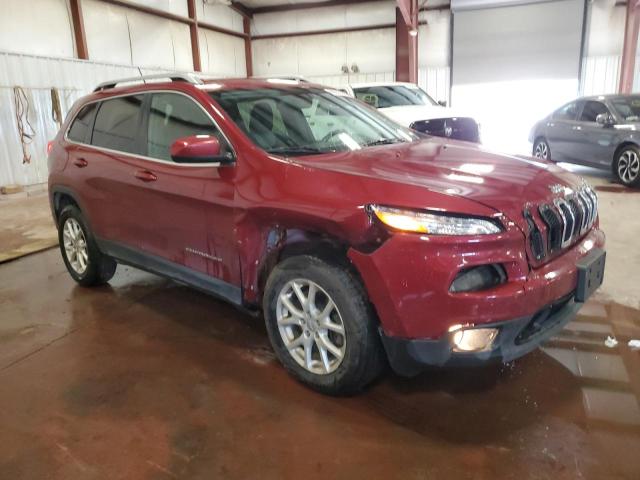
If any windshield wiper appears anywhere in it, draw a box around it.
[266,145,324,156]
[363,138,402,147]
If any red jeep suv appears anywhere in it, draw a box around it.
[48,74,606,394]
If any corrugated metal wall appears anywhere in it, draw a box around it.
[0,0,247,188]
[0,51,185,187]
[580,55,621,96]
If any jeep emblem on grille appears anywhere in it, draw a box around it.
[548,184,565,195]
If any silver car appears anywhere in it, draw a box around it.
[530,95,640,187]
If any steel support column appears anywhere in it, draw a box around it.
[69,0,88,60]
[244,17,253,77]
[620,0,640,93]
[187,0,201,72]
[396,0,418,83]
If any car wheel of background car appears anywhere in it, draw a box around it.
[615,146,640,187]
[263,255,384,395]
[533,138,551,161]
[58,205,117,286]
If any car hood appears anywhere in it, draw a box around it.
[292,139,585,231]
[379,105,475,126]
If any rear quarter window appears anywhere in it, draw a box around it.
[67,103,97,143]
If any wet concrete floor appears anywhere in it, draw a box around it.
[0,193,57,263]
[1,248,640,479]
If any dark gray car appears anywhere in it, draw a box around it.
[529,95,640,187]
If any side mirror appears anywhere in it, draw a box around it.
[438,100,447,107]
[596,113,614,127]
[170,135,234,165]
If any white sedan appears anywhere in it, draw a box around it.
[345,82,480,143]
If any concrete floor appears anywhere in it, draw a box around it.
[0,192,57,263]
[1,168,640,479]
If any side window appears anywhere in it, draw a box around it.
[67,103,97,143]
[147,93,225,162]
[580,101,609,122]
[553,102,579,121]
[91,95,144,154]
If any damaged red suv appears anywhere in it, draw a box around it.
[48,75,606,394]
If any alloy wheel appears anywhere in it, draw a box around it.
[276,279,346,375]
[534,141,548,159]
[618,150,640,184]
[62,218,89,275]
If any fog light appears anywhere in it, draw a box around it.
[451,328,498,352]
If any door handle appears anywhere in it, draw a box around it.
[572,126,582,131]
[73,157,88,168]
[134,170,157,182]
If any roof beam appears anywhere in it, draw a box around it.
[99,0,193,24]
[96,0,246,39]
[252,23,394,40]
[231,1,253,18]
[249,0,389,15]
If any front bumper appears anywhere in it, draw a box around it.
[380,294,581,376]
[348,225,605,339]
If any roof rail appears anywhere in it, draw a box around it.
[93,73,203,92]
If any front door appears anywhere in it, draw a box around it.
[573,100,618,168]
[546,100,582,163]
[134,91,240,286]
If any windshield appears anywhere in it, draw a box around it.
[610,96,640,122]
[209,87,418,156]
[353,85,438,109]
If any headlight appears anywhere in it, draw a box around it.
[370,205,501,235]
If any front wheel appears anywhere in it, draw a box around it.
[615,146,640,187]
[533,138,551,160]
[263,255,384,395]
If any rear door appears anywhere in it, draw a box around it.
[574,100,617,168]
[65,94,148,249]
[81,94,150,249]
[545,100,582,162]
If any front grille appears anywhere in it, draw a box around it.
[538,204,562,253]
[524,184,598,262]
[523,208,544,261]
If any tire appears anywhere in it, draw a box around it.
[263,255,384,395]
[614,145,640,187]
[58,205,117,286]
[533,137,551,161]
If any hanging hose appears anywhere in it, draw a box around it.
[12,86,35,165]
[51,87,63,129]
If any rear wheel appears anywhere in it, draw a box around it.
[263,255,384,395]
[533,138,551,161]
[614,146,640,187]
[58,206,116,286]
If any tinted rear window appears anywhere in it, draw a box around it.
[67,103,97,143]
[91,95,144,153]
[553,102,579,121]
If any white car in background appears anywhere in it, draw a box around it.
[345,82,481,143]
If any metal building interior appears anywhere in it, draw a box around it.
[1,0,640,478]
